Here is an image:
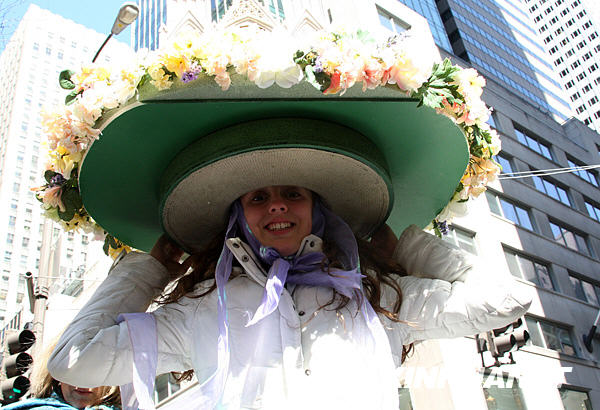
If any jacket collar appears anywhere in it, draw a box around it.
[225,235,323,287]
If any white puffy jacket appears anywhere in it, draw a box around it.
[48,225,531,410]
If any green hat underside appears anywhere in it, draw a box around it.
[80,75,468,252]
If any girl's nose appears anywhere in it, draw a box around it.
[269,197,288,214]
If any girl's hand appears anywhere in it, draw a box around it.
[370,223,398,262]
[150,235,195,279]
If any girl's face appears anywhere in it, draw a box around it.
[240,186,313,256]
[60,383,106,409]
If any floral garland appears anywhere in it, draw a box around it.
[32,29,500,256]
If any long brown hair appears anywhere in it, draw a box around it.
[157,222,414,381]
[31,337,121,406]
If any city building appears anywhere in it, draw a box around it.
[133,0,168,51]
[436,0,573,123]
[522,0,600,131]
[122,1,600,409]
[0,5,131,325]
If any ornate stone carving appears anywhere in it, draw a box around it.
[220,0,277,31]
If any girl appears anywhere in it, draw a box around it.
[40,30,530,410]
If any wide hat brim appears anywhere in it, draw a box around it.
[80,74,468,252]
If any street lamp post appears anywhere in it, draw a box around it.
[92,2,140,63]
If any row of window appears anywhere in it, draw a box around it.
[443,229,600,367]
[513,126,600,187]
[503,242,600,315]
[487,190,593,256]
[154,372,591,410]
[443,225,600,308]
[499,153,600,228]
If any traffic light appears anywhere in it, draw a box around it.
[489,318,530,358]
[1,329,36,403]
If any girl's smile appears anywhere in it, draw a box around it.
[240,186,313,256]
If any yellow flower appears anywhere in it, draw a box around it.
[163,53,190,78]
[108,244,132,260]
[48,147,82,179]
[74,66,111,89]
[148,64,173,91]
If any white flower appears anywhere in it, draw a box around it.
[72,88,104,125]
[386,33,434,93]
[436,195,469,221]
[252,30,303,89]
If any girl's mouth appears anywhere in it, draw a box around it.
[265,222,294,231]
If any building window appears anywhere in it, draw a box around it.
[526,316,576,356]
[585,200,600,222]
[6,234,13,244]
[483,374,526,409]
[549,220,591,256]
[558,387,592,409]
[514,128,553,160]
[532,174,571,205]
[486,191,534,230]
[442,225,477,254]
[154,373,181,404]
[567,158,598,186]
[569,274,600,305]
[8,216,16,227]
[4,251,11,262]
[495,154,513,174]
[504,248,555,290]
[377,7,409,35]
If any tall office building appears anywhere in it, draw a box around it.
[133,0,168,51]
[0,5,131,324]
[436,0,573,122]
[393,0,453,51]
[522,0,600,131]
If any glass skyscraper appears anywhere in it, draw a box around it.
[395,0,452,51]
[432,0,572,121]
[134,0,168,51]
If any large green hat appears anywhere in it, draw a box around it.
[36,30,500,255]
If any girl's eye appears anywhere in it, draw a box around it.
[250,192,267,202]
[285,190,302,199]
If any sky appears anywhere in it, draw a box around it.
[1,0,134,52]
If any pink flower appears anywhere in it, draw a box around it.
[43,186,66,212]
[360,58,385,91]
[323,72,342,95]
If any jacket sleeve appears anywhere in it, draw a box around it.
[386,225,532,345]
[48,252,195,387]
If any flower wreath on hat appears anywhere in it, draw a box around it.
[33,28,501,258]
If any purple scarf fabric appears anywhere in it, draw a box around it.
[233,199,364,325]
[204,198,389,407]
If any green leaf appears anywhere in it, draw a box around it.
[109,236,118,249]
[44,170,59,184]
[304,65,323,91]
[103,236,110,255]
[59,70,76,89]
[138,73,151,88]
[58,205,75,222]
[356,30,374,43]
[314,71,331,92]
[57,188,82,221]
[433,223,442,238]
[293,50,305,63]
[65,89,81,105]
